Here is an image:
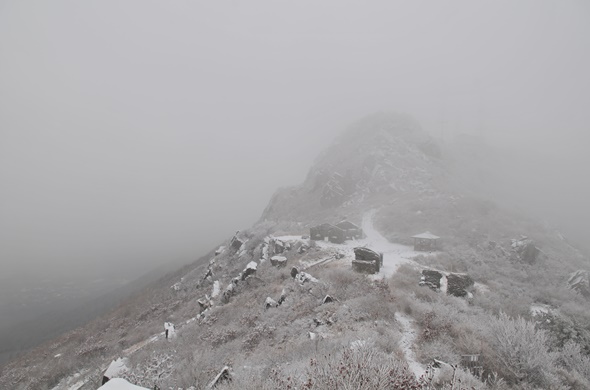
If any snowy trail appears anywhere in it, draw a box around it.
[361,209,420,279]
[123,334,161,355]
[395,312,425,379]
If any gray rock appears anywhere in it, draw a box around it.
[568,270,590,298]
[270,255,287,267]
[447,273,474,297]
[511,236,540,264]
[420,270,443,290]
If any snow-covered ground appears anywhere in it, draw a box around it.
[395,312,425,379]
[309,209,424,278]
[99,378,150,389]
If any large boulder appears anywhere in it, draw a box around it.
[354,247,381,262]
[568,270,590,298]
[446,273,474,297]
[270,256,287,267]
[241,261,257,280]
[352,247,382,274]
[352,260,379,274]
[511,236,540,264]
[420,270,443,290]
[230,233,244,252]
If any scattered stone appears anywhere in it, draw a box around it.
[241,261,258,280]
[215,246,225,256]
[197,296,212,313]
[230,232,244,252]
[313,318,324,326]
[296,272,318,284]
[270,255,287,267]
[260,242,269,263]
[206,366,232,389]
[302,235,310,239]
[290,267,299,278]
[420,270,443,290]
[171,282,182,291]
[265,297,278,309]
[322,295,335,304]
[277,289,287,305]
[308,332,318,340]
[446,273,474,297]
[568,270,590,298]
[297,244,309,254]
[335,252,345,259]
[273,239,285,254]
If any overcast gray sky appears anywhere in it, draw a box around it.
[1,1,589,279]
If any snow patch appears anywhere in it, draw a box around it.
[98,378,150,390]
[211,280,220,298]
[530,304,550,317]
[395,312,425,379]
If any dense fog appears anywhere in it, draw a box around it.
[1,0,589,326]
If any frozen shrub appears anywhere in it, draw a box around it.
[486,312,557,387]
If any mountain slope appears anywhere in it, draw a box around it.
[2,112,590,390]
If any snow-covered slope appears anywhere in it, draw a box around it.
[2,112,590,390]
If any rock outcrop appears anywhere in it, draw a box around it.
[446,274,474,297]
[511,236,540,264]
[568,270,590,298]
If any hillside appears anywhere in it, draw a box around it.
[2,113,590,390]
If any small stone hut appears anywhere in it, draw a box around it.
[310,223,346,244]
[335,220,363,240]
[412,231,440,252]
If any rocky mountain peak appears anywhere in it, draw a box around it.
[262,112,443,221]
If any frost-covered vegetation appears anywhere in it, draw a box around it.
[2,113,589,390]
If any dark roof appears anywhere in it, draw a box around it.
[412,231,440,240]
[336,220,360,230]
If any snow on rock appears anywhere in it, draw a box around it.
[241,261,258,280]
[296,272,318,284]
[568,269,590,298]
[265,297,278,308]
[530,304,551,317]
[104,358,129,382]
[164,322,176,339]
[98,378,150,390]
[211,281,220,298]
[260,241,269,263]
[270,255,287,267]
